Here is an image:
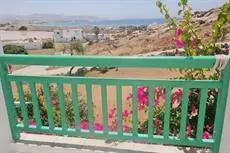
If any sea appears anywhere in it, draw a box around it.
[45,18,165,26]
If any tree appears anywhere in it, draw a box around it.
[3,44,28,54]
[18,26,28,31]
[68,41,85,75]
[92,26,100,39]
[42,41,54,49]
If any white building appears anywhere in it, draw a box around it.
[53,29,86,43]
[53,29,108,43]
[3,39,43,50]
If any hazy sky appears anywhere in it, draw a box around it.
[0,0,228,19]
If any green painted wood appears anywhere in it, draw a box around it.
[16,81,29,128]
[29,81,42,128]
[132,85,138,136]
[179,88,189,139]
[116,85,123,135]
[0,62,20,140]
[101,84,108,134]
[86,84,94,133]
[164,87,172,138]
[16,125,214,148]
[212,61,230,153]
[57,83,68,130]
[7,75,221,88]
[0,55,216,69]
[148,86,155,138]
[196,88,208,140]
[43,83,54,129]
[71,83,80,132]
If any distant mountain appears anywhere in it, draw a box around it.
[0,14,100,24]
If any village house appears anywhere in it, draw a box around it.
[3,39,43,50]
[53,29,86,42]
[53,29,108,42]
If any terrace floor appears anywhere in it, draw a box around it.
[8,133,210,153]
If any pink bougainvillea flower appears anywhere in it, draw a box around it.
[154,118,161,126]
[123,125,131,132]
[29,119,36,126]
[205,125,212,131]
[126,93,133,101]
[186,125,192,132]
[94,122,103,131]
[156,129,162,135]
[176,39,186,48]
[190,106,198,119]
[203,131,212,139]
[108,113,113,119]
[176,27,184,36]
[80,121,89,130]
[154,99,160,106]
[122,109,129,119]
[51,99,57,105]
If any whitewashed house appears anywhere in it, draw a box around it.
[53,29,86,43]
[3,39,43,50]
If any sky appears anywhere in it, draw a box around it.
[0,0,228,19]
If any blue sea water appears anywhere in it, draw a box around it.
[46,18,165,26]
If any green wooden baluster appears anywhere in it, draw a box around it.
[132,85,138,136]
[86,84,94,133]
[164,87,172,138]
[71,83,80,131]
[57,83,67,130]
[179,88,189,139]
[148,86,155,138]
[16,81,29,128]
[196,88,208,140]
[0,62,20,140]
[101,84,108,134]
[116,85,123,135]
[43,83,54,129]
[29,81,42,128]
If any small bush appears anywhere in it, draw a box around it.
[18,26,28,31]
[42,41,54,49]
[3,44,28,54]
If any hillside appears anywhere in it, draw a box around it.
[86,7,230,56]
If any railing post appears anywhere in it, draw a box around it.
[0,38,15,152]
[219,82,230,153]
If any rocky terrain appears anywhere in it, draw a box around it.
[86,7,230,56]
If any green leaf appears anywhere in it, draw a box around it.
[178,10,183,15]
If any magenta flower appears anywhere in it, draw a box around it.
[154,118,161,126]
[205,125,212,131]
[156,129,162,135]
[122,110,129,119]
[108,113,113,119]
[80,121,89,130]
[176,39,186,48]
[29,119,36,126]
[51,99,57,105]
[203,131,212,139]
[186,125,192,132]
[94,122,103,131]
[123,125,131,132]
[176,27,184,36]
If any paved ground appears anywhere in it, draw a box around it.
[5,134,210,153]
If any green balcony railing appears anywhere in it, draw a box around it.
[0,55,229,153]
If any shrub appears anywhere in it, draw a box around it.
[18,26,28,31]
[3,44,28,54]
[17,86,88,128]
[42,41,54,49]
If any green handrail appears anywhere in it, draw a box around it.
[0,55,229,153]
